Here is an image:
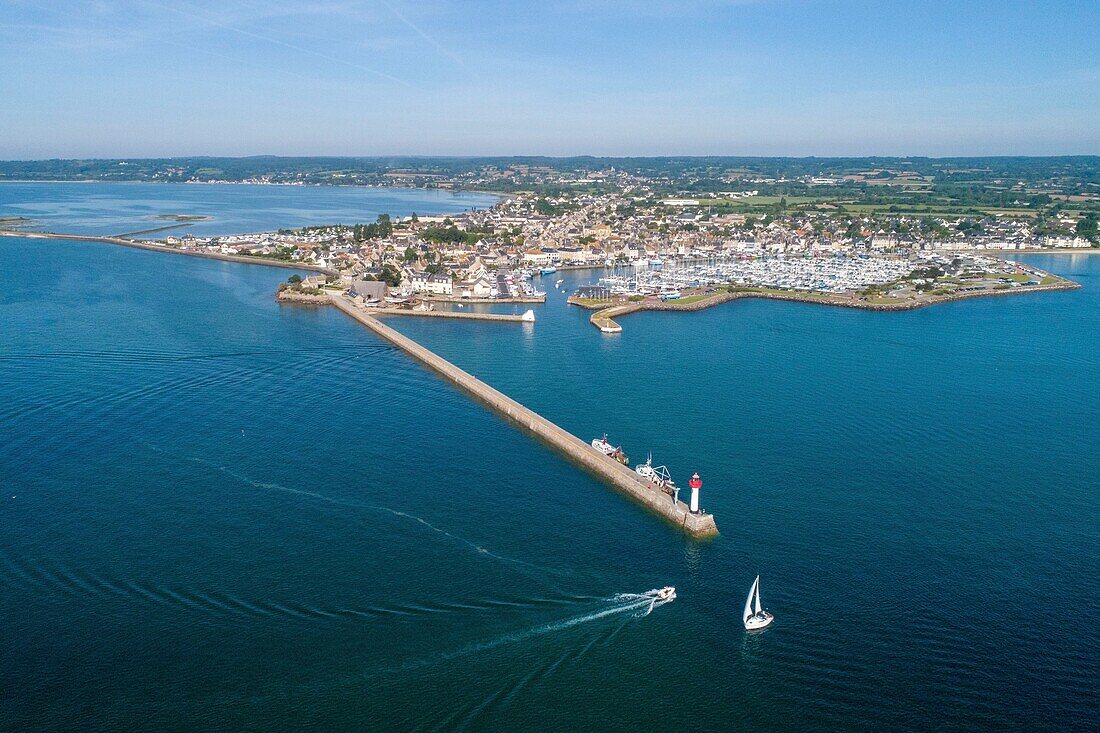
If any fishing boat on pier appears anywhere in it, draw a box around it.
[634,454,678,495]
[591,434,629,465]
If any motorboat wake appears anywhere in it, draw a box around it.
[652,586,676,602]
[613,586,677,615]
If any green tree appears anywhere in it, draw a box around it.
[376,214,393,238]
[535,199,558,216]
[379,263,402,287]
[1076,214,1098,242]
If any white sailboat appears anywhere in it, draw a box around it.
[742,575,774,630]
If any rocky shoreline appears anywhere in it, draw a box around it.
[275,288,332,305]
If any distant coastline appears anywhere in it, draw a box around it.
[0,179,507,202]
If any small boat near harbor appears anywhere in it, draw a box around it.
[591,434,629,465]
[540,266,557,275]
[743,575,774,631]
[635,454,677,495]
[653,586,676,601]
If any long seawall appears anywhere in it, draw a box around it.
[373,310,529,323]
[330,294,719,538]
[575,279,1080,332]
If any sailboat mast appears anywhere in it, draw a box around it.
[743,577,756,624]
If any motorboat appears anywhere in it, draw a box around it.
[540,266,557,275]
[654,586,676,601]
[743,575,774,630]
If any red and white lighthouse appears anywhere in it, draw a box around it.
[688,472,702,513]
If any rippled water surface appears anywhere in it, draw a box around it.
[2,227,1098,730]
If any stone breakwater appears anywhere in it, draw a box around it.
[330,294,718,539]
[373,310,529,322]
[274,291,531,322]
[574,280,1081,332]
[420,294,546,304]
[276,289,331,305]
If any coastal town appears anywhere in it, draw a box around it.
[150,166,1097,283]
[2,161,1092,317]
[81,165,1083,317]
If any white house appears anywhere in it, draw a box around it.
[522,248,552,266]
[407,269,454,295]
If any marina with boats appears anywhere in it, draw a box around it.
[595,254,916,297]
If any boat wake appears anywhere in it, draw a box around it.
[613,587,678,616]
[371,587,676,679]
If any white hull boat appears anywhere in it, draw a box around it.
[634,454,677,494]
[743,575,774,630]
[591,435,629,465]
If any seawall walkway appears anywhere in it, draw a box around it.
[331,294,718,538]
[373,309,530,323]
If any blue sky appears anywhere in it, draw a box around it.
[1,0,1096,157]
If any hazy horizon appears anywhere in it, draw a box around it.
[3,153,1100,164]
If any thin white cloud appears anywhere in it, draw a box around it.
[146,1,413,87]
[379,0,480,82]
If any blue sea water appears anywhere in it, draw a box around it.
[0,181,498,237]
[1,187,1098,730]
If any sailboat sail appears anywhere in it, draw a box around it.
[743,576,758,624]
[753,577,762,615]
